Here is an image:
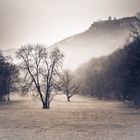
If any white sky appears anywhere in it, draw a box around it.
[0,0,140,50]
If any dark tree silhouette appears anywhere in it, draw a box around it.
[16,44,64,109]
[0,51,19,101]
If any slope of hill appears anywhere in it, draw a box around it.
[52,16,137,69]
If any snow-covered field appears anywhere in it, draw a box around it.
[0,95,140,140]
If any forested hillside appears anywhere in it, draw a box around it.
[76,36,140,106]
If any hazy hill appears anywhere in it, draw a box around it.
[51,16,137,69]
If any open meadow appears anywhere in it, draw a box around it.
[0,95,140,140]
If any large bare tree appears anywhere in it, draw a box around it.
[60,70,79,102]
[16,44,64,109]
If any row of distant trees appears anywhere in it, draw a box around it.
[75,17,140,106]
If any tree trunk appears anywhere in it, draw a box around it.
[43,98,50,109]
[7,94,10,101]
[67,96,70,102]
[0,95,2,101]
[43,103,49,109]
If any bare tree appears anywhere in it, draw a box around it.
[130,16,140,39]
[16,44,64,109]
[60,70,79,102]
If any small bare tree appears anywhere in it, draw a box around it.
[60,70,79,102]
[16,44,64,109]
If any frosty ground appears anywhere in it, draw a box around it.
[0,95,140,140]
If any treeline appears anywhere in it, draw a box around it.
[76,37,140,106]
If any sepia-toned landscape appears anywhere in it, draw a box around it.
[0,0,140,140]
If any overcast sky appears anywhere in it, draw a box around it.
[0,0,140,50]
